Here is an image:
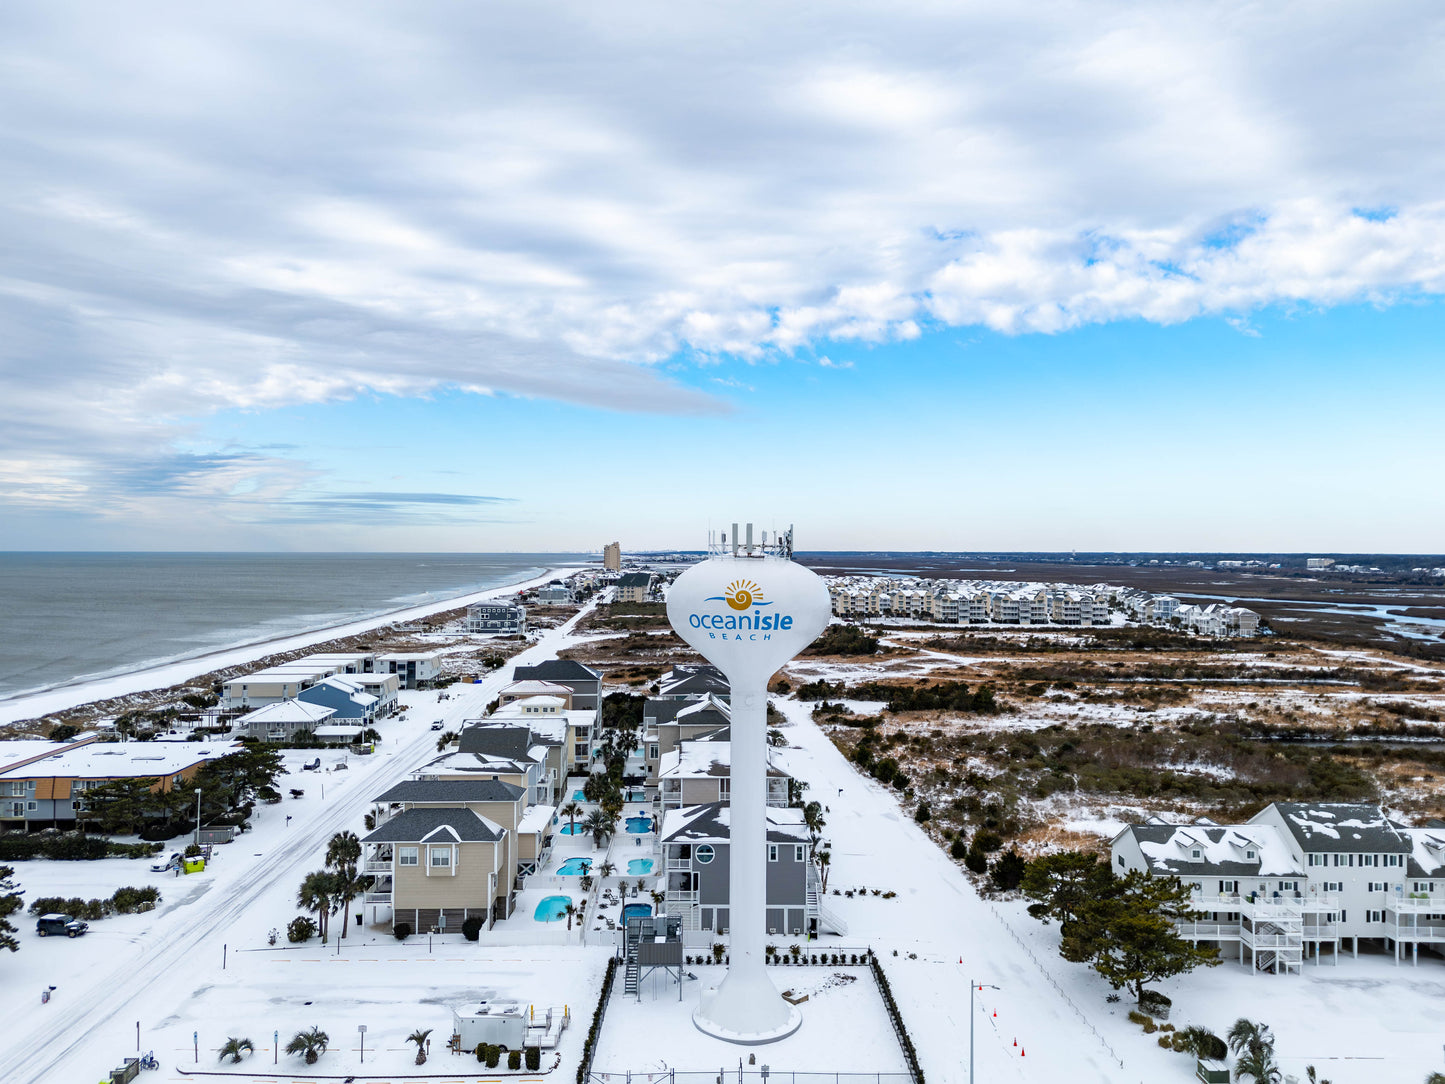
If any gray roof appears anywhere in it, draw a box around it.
[513,659,601,684]
[661,800,809,844]
[458,725,537,760]
[659,672,732,698]
[1124,824,1297,877]
[1265,803,1411,854]
[362,807,503,844]
[616,572,652,588]
[374,778,524,804]
[644,698,689,725]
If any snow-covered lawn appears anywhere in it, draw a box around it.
[592,964,909,1075]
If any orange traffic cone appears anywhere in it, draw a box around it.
[1021,1049,1026,1058]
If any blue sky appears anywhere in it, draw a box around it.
[2,3,1444,552]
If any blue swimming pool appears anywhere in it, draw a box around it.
[572,789,586,801]
[625,816,653,834]
[557,857,592,876]
[534,895,571,922]
[627,858,653,875]
[559,823,586,835]
[622,903,652,925]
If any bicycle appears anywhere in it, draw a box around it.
[139,1050,159,1071]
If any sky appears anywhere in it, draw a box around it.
[2,1,1443,554]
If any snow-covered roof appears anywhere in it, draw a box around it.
[236,700,335,726]
[0,741,243,781]
[1402,827,1445,877]
[660,801,809,844]
[657,739,787,780]
[1127,823,1301,877]
[1267,803,1411,853]
[376,777,525,804]
[313,725,364,737]
[362,807,505,844]
[500,680,572,699]
[417,751,533,776]
[517,803,558,834]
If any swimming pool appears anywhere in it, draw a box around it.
[559,823,586,835]
[625,816,653,834]
[534,895,571,922]
[621,903,652,925]
[627,858,653,875]
[572,789,586,801]
[557,857,592,876]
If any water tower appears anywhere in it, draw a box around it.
[666,524,830,1043]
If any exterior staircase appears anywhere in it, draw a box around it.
[807,865,848,935]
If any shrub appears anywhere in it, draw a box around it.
[508,1050,521,1070]
[914,802,931,823]
[1142,1019,1157,1034]
[526,1046,541,1070]
[184,843,202,857]
[475,1044,486,1063]
[577,957,618,1084]
[1157,1035,1172,1048]
[949,837,968,859]
[287,916,317,943]
[988,849,1026,892]
[712,942,725,963]
[964,846,989,874]
[394,921,413,941]
[462,915,485,942]
[1138,989,1172,1020]
[1127,1010,1150,1027]
[111,885,161,913]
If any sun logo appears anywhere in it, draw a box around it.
[717,579,763,610]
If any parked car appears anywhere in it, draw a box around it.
[36,914,88,938]
[430,720,445,730]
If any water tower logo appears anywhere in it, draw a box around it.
[709,580,771,611]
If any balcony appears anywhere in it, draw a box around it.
[1177,922,1240,940]
[364,859,392,874]
[1389,899,1445,915]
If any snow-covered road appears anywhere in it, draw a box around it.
[773,697,1146,1084]
[0,601,598,1084]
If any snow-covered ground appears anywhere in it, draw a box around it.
[0,602,601,1083]
[7,593,1445,1083]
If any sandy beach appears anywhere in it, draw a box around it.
[0,563,585,727]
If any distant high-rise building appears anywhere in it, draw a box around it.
[603,541,621,571]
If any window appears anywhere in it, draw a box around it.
[795,845,806,863]
[1246,850,1257,861]
[397,846,419,866]
[1191,848,1202,859]
[430,847,451,868]
[1118,855,1125,867]
[768,844,779,863]
[1367,909,1382,923]
[26,801,36,811]
[695,844,715,865]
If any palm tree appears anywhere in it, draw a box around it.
[297,871,336,943]
[560,802,583,835]
[564,902,578,930]
[817,850,832,895]
[1233,1045,1281,1084]
[583,810,614,848]
[436,730,459,751]
[217,1038,254,1065]
[285,1027,329,1065]
[407,1028,432,1065]
[803,801,826,850]
[597,860,616,880]
[326,831,364,938]
[1425,1075,1445,1084]
[1227,1019,1272,1058]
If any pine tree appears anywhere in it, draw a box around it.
[0,867,22,953]
[1062,870,1219,1000]
[1020,850,1112,934]
[988,848,1026,891]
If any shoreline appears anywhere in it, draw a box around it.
[0,563,587,727]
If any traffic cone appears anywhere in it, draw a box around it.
[1012,1038,1016,1047]
[1021,1049,1026,1058]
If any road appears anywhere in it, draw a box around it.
[0,601,598,1084]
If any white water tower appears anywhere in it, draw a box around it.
[666,524,830,1043]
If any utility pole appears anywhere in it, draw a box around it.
[971,979,1000,1084]
[194,789,202,848]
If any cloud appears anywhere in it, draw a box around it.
[816,356,854,369]
[3,1,1445,526]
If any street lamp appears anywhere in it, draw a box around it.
[358,1024,367,1064]
[970,979,1000,1084]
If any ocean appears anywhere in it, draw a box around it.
[0,552,585,700]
